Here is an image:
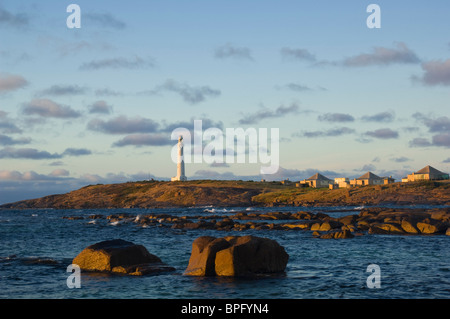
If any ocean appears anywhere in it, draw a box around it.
[0,206,449,300]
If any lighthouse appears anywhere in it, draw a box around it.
[171,136,187,182]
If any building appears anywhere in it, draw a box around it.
[405,165,449,182]
[334,177,350,188]
[171,136,187,182]
[350,171,384,186]
[300,173,333,188]
[383,176,395,184]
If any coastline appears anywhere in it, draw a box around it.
[1,179,450,210]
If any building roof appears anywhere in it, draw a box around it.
[306,173,332,181]
[357,171,382,180]
[415,165,446,175]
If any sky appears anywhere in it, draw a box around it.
[0,0,450,204]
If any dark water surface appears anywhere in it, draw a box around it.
[0,206,449,299]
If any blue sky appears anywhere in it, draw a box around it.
[1,1,450,203]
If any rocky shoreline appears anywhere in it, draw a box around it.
[62,207,450,238]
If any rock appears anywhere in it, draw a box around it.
[430,210,450,222]
[319,230,354,239]
[184,236,231,276]
[184,235,289,277]
[356,220,371,230]
[292,211,314,220]
[341,224,356,232]
[446,228,450,236]
[416,221,447,234]
[282,221,313,230]
[319,220,343,231]
[377,223,405,234]
[369,223,404,235]
[401,219,419,234]
[338,214,357,225]
[215,236,289,276]
[72,239,174,275]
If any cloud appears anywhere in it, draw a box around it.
[239,103,301,125]
[112,133,172,147]
[355,164,377,172]
[260,166,342,181]
[0,73,28,93]
[87,115,160,134]
[62,148,92,156]
[278,83,313,92]
[432,133,450,147]
[409,137,432,147]
[318,113,354,123]
[0,6,28,29]
[37,85,88,96]
[294,127,355,138]
[0,147,62,160]
[88,100,113,114]
[49,169,70,177]
[22,99,82,119]
[413,113,450,133]
[95,88,123,97]
[343,42,420,67]
[443,158,450,163]
[364,128,399,139]
[84,13,126,30]
[281,47,316,62]
[410,113,450,148]
[0,134,31,146]
[214,43,253,61]
[0,115,22,134]
[150,79,221,104]
[209,162,230,168]
[0,146,92,160]
[413,59,450,86]
[80,56,154,70]
[361,111,395,123]
[160,118,224,133]
[390,156,411,163]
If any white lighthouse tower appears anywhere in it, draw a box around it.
[171,135,187,182]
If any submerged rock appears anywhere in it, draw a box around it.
[184,235,289,277]
[72,239,175,275]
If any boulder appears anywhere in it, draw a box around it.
[338,214,357,225]
[72,239,174,275]
[430,210,450,222]
[183,236,230,276]
[369,223,404,235]
[446,228,450,236]
[401,219,419,234]
[416,221,448,234]
[184,235,289,277]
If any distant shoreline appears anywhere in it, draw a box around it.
[2,179,450,210]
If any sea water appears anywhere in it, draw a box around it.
[0,206,449,299]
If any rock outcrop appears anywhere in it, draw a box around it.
[72,239,175,275]
[184,235,289,277]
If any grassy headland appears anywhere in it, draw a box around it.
[2,179,450,209]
